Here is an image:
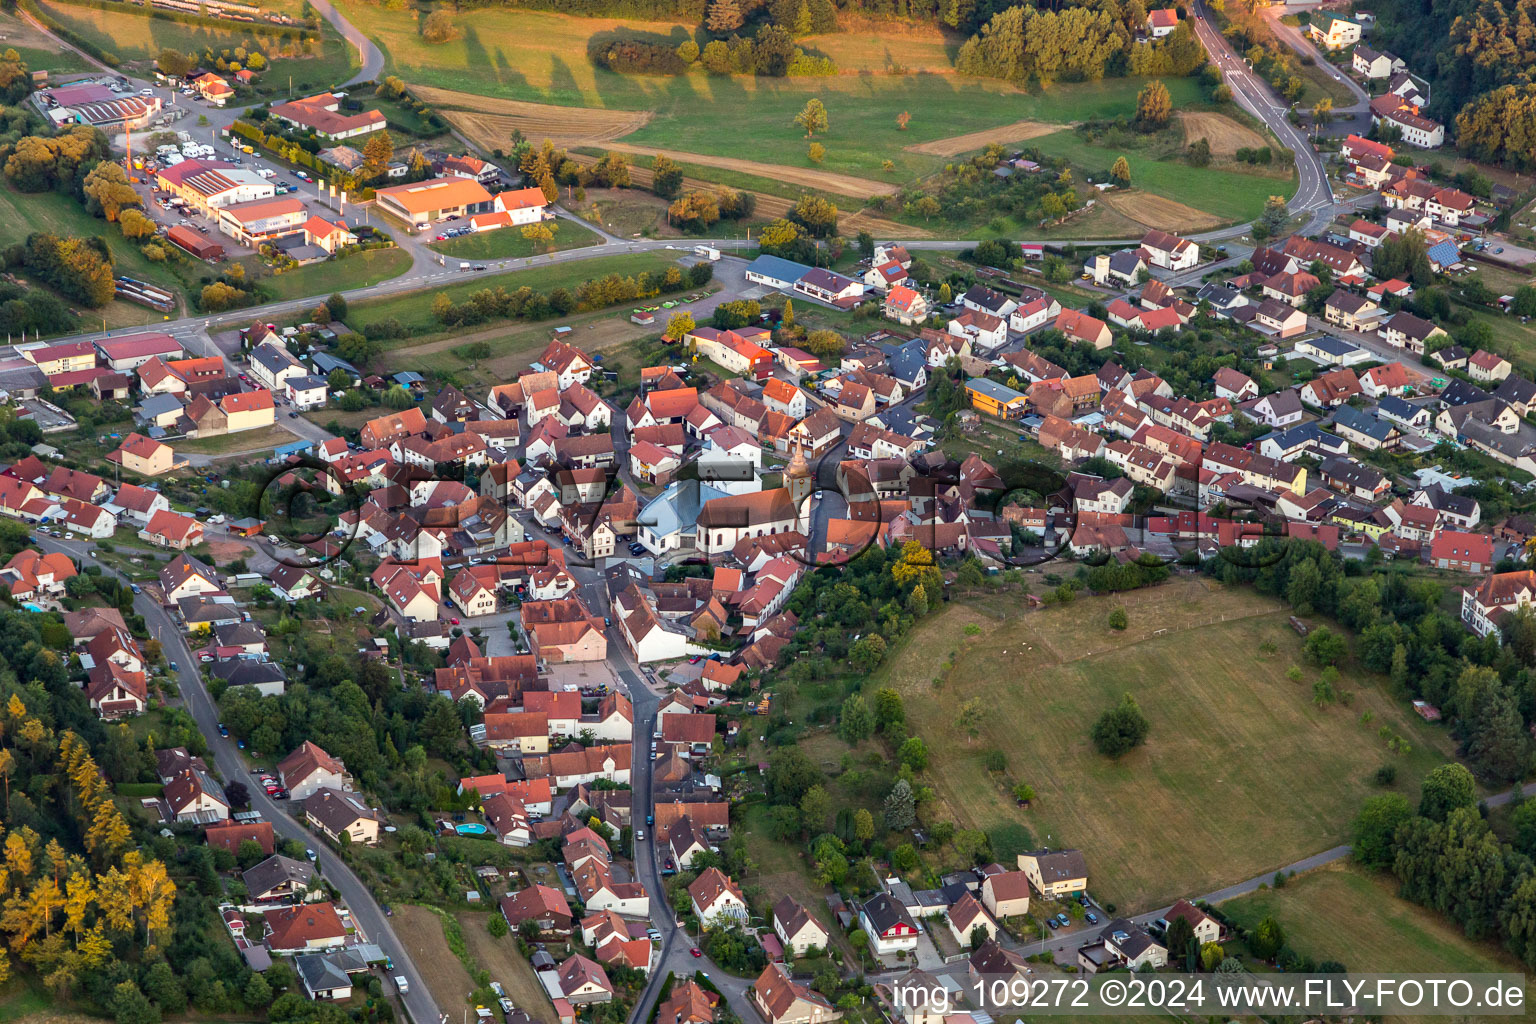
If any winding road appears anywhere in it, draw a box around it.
[12,2,1389,1019]
[34,533,444,1024]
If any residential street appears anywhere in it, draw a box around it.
[31,532,445,1024]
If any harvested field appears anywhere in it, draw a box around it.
[603,143,898,199]
[393,905,475,1011]
[419,88,651,149]
[903,119,1060,156]
[1097,188,1226,233]
[1178,111,1268,157]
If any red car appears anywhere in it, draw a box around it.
[690,948,702,958]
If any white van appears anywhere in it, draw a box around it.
[394,976,409,994]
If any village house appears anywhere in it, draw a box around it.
[1018,849,1088,896]
[277,741,353,802]
[304,788,383,846]
[772,896,829,956]
[689,867,748,927]
[859,892,919,955]
[1462,569,1536,637]
[752,963,840,1024]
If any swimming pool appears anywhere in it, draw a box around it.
[21,603,43,613]
[456,823,488,835]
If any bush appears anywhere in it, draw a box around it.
[1107,607,1128,631]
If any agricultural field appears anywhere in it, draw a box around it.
[251,247,413,303]
[867,579,1458,912]
[333,0,1206,182]
[428,219,602,260]
[33,0,359,93]
[1177,111,1268,157]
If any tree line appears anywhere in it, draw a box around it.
[956,3,1205,85]
[1352,761,1536,967]
[589,23,837,76]
[1368,0,1536,167]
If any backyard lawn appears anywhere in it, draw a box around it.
[253,248,413,303]
[428,219,602,260]
[868,578,1459,912]
[175,423,299,456]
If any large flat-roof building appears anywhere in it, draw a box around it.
[216,197,308,247]
[157,160,276,215]
[374,177,494,229]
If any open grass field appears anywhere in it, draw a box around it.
[868,579,1458,912]
[345,250,685,342]
[0,10,96,72]
[1223,863,1523,974]
[1222,863,1530,1022]
[340,0,1206,184]
[393,905,477,1011]
[1177,111,1268,157]
[455,910,557,1024]
[428,219,602,260]
[254,247,413,303]
[34,0,358,92]
[1031,129,1288,226]
[0,181,195,329]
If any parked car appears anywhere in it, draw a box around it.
[218,723,229,736]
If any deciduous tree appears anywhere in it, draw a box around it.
[795,98,828,137]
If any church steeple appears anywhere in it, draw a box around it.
[785,438,813,507]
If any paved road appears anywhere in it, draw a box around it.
[35,532,444,1024]
[1261,5,1372,115]
[1190,0,1335,228]
[308,0,386,86]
